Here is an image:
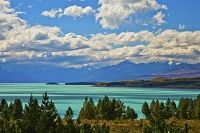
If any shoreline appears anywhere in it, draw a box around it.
[64,77,200,89]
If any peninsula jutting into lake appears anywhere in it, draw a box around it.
[64,77,200,89]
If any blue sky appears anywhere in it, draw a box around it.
[0,0,200,68]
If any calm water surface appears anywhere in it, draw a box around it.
[0,83,200,118]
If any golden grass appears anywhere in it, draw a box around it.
[70,118,200,133]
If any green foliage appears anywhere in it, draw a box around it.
[78,96,96,120]
[98,95,111,120]
[93,123,109,133]
[65,106,74,120]
[143,121,189,133]
[0,92,112,133]
[12,99,23,120]
[80,123,93,133]
[20,94,41,133]
[110,98,125,119]
[123,106,138,120]
[178,98,194,119]
[142,98,178,124]
[0,98,6,112]
[1,103,10,121]
[162,98,177,119]
[1,91,200,132]
[55,115,64,133]
[142,95,200,133]
[142,101,150,119]
[194,94,200,119]
[95,96,127,120]
[78,95,137,121]
[37,92,59,132]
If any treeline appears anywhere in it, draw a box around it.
[0,93,137,133]
[0,92,109,133]
[1,92,200,133]
[78,96,138,120]
[141,94,200,132]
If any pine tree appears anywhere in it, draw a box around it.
[142,101,150,119]
[178,98,191,119]
[150,100,161,122]
[20,94,41,133]
[96,99,102,119]
[12,99,23,120]
[80,123,93,133]
[55,115,64,133]
[163,98,173,119]
[65,106,74,120]
[187,99,194,119]
[150,99,155,113]
[93,123,109,133]
[194,94,200,119]
[64,107,80,133]
[0,98,6,112]
[87,98,96,119]
[9,102,13,115]
[113,99,125,119]
[123,106,138,120]
[65,118,79,133]
[100,95,111,120]
[36,92,59,133]
[1,103,10,121]
[78,96,87,120]
[170,100,177,117]
[78,96,96,120]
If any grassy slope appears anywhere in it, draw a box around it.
[77,118,200,133]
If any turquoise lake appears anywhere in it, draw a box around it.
[0,83,200,119]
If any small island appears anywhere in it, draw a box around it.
[46,82,59,85]
[65,82,95,85]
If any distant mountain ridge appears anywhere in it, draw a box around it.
[0,60,200,83]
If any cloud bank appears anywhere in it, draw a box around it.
[1,0,200,67]
[95,0,167,29]
[41,8,63,18]
[41,0,167,28]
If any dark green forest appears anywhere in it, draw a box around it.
[0,92,200,133]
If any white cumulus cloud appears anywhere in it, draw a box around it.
[63,5,95,19]
[95,0,167,29]
[41,6,95,19]
[152,11,166,25]
[41,8,63,18]
[1,0,200,67]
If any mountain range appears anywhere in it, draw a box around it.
[0,60,200,83]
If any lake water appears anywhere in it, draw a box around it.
[0,83,200,119]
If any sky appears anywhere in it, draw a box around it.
[0,0,200,68]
